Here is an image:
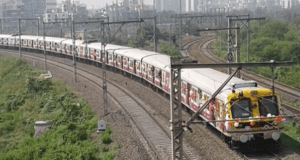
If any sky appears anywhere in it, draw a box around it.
[56,0,153,9]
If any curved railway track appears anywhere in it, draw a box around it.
[0,49,197,160]
[184,35,300,116]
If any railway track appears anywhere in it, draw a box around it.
[0,49,197,160]
[183,35,300,116]
[240,150,282,160]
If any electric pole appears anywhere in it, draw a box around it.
[43,21,47,70]
[72,20,77,84]
[18,18,22,59]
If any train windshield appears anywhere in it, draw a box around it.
[231,98,252,118]
[259,96,279,116]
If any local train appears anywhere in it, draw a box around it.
[0,34,284,149]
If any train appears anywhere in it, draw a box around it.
[0,34,284,150]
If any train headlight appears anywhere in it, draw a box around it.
[234,122,239,128]
[273,121,278,126]
[240,135,248,143]
[272,132,280,141]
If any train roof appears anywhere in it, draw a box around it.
[114,48,153,61]
[182,68,263,100]
[62,39,84,45]
[142,52,170,71]
[87,42,102,49]
[0,35,12,38]
[43,37,66,42]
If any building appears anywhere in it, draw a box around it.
[281,0,298,8]
[44,0,88,23]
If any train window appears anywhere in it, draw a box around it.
[258,96,279,116]
[129,59,134,68]
[148,66,153,75]
[96,50,100,57]
[33,41,36,45]
[108,54,112,61]
[231,98,253,118]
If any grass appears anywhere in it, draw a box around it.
[282,122,300,153]
[0,56,117,160]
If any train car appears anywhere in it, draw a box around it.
[113,48,149,74]
[19,36,41,49]
[181,68,283,149]
[86,43,101,61]
[142,53,170,91]
[43,37,66,53]
[106,45,131,67]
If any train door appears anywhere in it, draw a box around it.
[46,42,51,51]
[117,55,122,68]
[33,40,37,49]
[108,52,113,66]
[136,61,142,77]
[181,81,188,105]
[142,63,147,79]
[200,92,214,121]
[129,59,135,74]
[189,86,201,111]
[147,65,154,83]
[154,68,162,87]
[217,100,226,132]
[123,57,129,71]
[161,71,166,91]
[28,40,32,48]
[50,42,53,51]
[113,52,117,66]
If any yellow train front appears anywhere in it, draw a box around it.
[221,88,283,150]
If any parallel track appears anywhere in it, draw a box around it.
[0,49,196,160]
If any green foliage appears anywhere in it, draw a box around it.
[161,44,181,58]
[212,20,300,89]
[281,123,300,153]
[102,127,113,144]
[127,39,138,48]
[0,58,116,160]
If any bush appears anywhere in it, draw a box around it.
[102,133,112,144]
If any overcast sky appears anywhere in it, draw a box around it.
[57,0,153,9]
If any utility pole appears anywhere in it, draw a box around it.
[170,59,183,160]
[37,18,40,36]
[179,0,182,50]
[101,20,108,116]
[227,17,232,74]
[43,21,47,70]
[247,14,250,62]
[227,15,265,63]
[72,20,77,84]
[18,18,22,59]
[154,16,157,52]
